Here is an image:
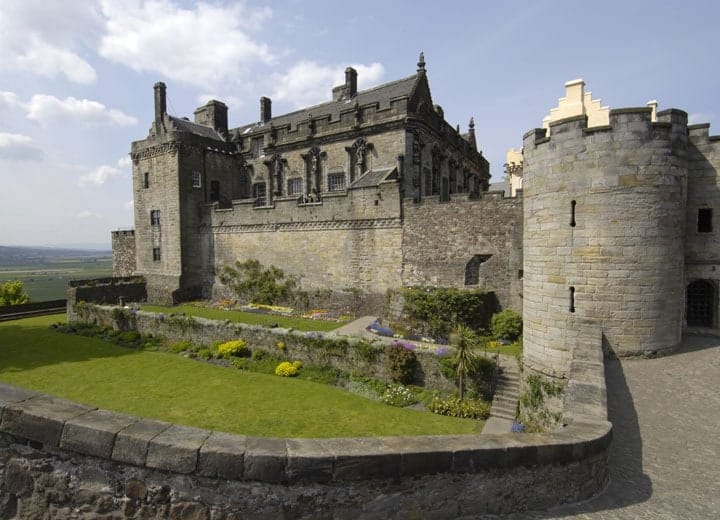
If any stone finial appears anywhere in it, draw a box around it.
[467,117,477,150]
[469,117,475,131]
[417,52,426,72]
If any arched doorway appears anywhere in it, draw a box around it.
[686,280,715,327]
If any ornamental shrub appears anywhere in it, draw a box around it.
[381,384,419,407]
[217,339,248,357]
[275,361,299,377]
[428,396,490,420]
[384,344,417,385]
[490,309,523,340]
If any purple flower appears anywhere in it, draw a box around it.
[511,422,525,433]
[391,340,416,351]
[434,346,450,356]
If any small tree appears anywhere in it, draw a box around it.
[219,259,300,306]
[450,324,477,400]
[0,280,30,306]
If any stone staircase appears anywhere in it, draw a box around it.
[490,356,520,421]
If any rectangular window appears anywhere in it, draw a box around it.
[210,180,220,202]
[143,172,150,189]
[253,137,264,158]
[328,172,345,192]
[253,182,267,206]
[152,247,161,262]
[150,209,161,226]
[698,208,713,233]
[288,178,303,196]
[192,171,202,188]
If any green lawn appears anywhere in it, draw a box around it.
[141,304,345,332]
[0,315,481,437]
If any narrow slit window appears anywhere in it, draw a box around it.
[152,247,161,262]
[143,172,150,189]
[570,200,577,227]
[698,208,713,233]
[569,286,576,313]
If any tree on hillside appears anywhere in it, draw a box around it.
[450,324,478,400]
[0,280,30,306]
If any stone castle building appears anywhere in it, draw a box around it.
[113,55,524,312]
[113,58,720,371]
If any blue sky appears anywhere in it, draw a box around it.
[1,0,718,248]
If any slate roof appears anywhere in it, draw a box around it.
[349,167,398,189]
[169,116,225,141]
[234,74,419,136]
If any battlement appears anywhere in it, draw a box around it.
[525,106,688,150]
[111,229,135,237]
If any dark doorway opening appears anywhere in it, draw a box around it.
[686,280,715,327]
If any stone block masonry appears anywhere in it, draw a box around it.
[0,319,611,517]
[522,108,688,376]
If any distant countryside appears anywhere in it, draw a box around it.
[0,246,112,301]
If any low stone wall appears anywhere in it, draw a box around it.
[0,311,612,517]
[0,300,66,322]
[68,303,456,392]
[67,277,147,307]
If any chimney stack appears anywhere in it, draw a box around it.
[260,97,272,123]
[154,82,166,126]
[345,67,358,98]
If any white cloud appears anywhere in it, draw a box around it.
[271,61,385,108]
[77,210,104,219]
[0,133,44,161]
[0,91,20,109]
[99,0,274,89]
[0,1,100,84]
[79,156,131,186]
[26,95,137,126]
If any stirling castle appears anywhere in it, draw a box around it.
[113,54,720,377]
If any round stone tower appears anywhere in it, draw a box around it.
[522,105,688,376]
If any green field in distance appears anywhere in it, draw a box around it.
[0,257,112,301]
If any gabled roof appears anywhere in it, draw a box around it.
[349,167,398,189]
[234,75,419,136]
[169,116,225,141]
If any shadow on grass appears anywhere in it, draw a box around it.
[0,318,134,374]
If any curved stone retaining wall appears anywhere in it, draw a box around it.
[0,319,610,517]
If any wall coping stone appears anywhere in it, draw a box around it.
[0,378,611,487]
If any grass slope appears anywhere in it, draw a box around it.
[0,315,481,437]
[141,304,344,332]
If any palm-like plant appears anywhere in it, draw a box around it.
[450,324,477,400]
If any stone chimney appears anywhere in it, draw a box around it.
[260,97,272,123]
[345,67,358,97]
[333,67,359,101]
[194,100,228,136]
[154,82,166,126]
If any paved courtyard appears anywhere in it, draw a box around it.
[487,334,720,519]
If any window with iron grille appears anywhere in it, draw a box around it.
[150,210,160,226]
[152,247,161,262]
[288,178,303,196]
[328,172,345,192]
[253,182,267,206]
[698,208,713,233]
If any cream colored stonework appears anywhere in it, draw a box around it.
[542,79,610,131]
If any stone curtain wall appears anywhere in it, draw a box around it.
[401,192,523,312]
[522,109,688,376]
[111,230,136,277]
[684,124,720,310]
[0,323,611,517]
